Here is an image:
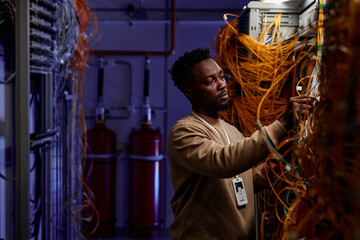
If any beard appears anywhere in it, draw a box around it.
[214,101,230,111]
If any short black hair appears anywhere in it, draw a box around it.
[168,47,211,92]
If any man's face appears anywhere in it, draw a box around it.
[185,58,229,116]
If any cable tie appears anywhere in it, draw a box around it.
[317,45,323,50]
[318,3,326,9]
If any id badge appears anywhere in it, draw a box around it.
[232,177,248,207]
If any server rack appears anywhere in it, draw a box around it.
[236,1,319,239]
[0,0,81,239]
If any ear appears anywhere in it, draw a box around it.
[184,88,194,101]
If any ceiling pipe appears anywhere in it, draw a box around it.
[90,0,176,56]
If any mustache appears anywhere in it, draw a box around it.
[218,89,228,98]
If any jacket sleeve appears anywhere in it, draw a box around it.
[252,162,272,193]
[167,120,287,178]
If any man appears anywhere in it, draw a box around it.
[167,48,315,239]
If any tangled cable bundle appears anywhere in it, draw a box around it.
[216,0,360,239]
[214,4,328,240]
[215,13,312,137]
[282,1,360,239]
[66,0,99,237]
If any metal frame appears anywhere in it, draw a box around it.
[247,1,301,40]
[15,0,30,239]
[246,0,317,41]
[299,0,318,36]
[45,71,52,240]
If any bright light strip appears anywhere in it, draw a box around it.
[262,0,293,2]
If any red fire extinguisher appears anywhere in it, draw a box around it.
[128,57,163,238]
[83,58,117,237]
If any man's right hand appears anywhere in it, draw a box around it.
[279,95,318,131]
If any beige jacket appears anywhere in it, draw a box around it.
[166,112,287,240]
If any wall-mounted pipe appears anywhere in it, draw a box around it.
[85,59,134,120]
[95,58,105,121]
[142,55,151,123]
[90,0,176,57]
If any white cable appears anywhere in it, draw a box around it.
[0,71,15,84]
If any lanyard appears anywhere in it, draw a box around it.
[192,111,230,146]
[192,111,241,183]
